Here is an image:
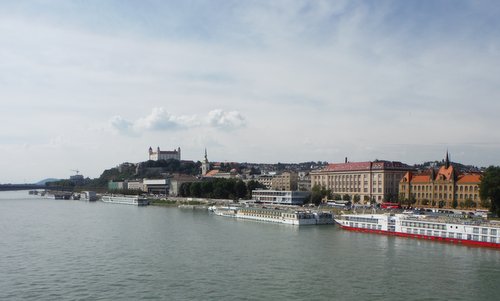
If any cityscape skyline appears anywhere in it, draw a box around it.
[1,1,500,183]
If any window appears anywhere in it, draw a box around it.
[482,228,488,235]
[491,229,497,236]
[473,228,479,234]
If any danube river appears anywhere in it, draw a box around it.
[0,191,499,300]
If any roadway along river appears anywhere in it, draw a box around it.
[0,191,499,300]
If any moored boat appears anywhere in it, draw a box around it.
[334,212,500,248]
[101,195,149,206]
[212,206,334,225]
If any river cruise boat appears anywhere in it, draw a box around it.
[212,206,334,225]
[334,213,500,249]
[101,195,149,206]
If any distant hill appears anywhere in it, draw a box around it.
[36,178,61,186]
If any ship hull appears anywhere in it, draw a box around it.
[338,224,500,249]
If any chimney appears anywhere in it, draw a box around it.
[345,157,348,163]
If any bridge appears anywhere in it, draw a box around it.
[0,184,48,191]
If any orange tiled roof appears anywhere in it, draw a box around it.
[436,165,454,181]
[457,174,481,184]
[205,170,219,177]
[411,175,432,183]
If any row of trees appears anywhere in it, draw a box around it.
[179,179,266,200]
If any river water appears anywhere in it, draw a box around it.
[0,191,498,300]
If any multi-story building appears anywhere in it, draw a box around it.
[254,175,273,189]
[143,179,168,195]
[252,189,310,205]
[399,154,482,208]
[126,180,143,191]
[271,171,298,191]
[148,146,181,161]
[310,159,414,203]
[297,172,312,192]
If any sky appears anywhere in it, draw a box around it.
[1,0,500,183]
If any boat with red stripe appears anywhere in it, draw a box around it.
[334,212,500,249]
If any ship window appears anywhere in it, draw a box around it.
[473,235,479,241]
[449,233,454,238]
[481,236,488,242]
[420,229,425,235]
[457,233,462,239]
[427,230,432,236]
[492,237,497,243]
[482,228,488,235]
[413,229,419,234]
[492,229,497,236]
[441,232,446,237]
[406,228,411,233]
[434,231,440,236]
[378,225,382,230]
[473,228,479,234]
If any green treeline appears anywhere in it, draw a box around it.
[179,179,265,200]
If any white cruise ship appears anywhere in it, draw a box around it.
[334,212,500,249]
[101,195,149,206]
[213,206,333,225]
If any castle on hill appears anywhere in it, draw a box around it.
[148,146,181,161]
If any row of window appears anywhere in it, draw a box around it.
[348,222,383,230]
[473,227,498,236]
[345,216,379,223]
[410,192,478,200]
[401,221,447,230]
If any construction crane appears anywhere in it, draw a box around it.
[70,169,80,175]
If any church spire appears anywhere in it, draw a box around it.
[445,150,450,169]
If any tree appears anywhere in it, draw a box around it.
[234,180,247,199]
[479,166,500,216]
[309,185,330,206]
[464,198,476,209]
[452,199,458,209]
[190,182,202,197]
[353,194,361,204]
[342,194,351,201]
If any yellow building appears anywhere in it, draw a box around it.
[271,172,298,191]
[399,154,482,209]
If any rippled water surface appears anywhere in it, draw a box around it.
[1,191,499,300]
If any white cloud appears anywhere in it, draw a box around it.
[109,108,246,135]
[207,109,246,130]
[109,115,134,135]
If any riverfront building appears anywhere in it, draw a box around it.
[399,153,482,209]
[251,189,310,205]
[271,171,298,191]
[310,159,414,203]
[148,146,181,161]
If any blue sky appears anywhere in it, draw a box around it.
[1,0,500,183]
